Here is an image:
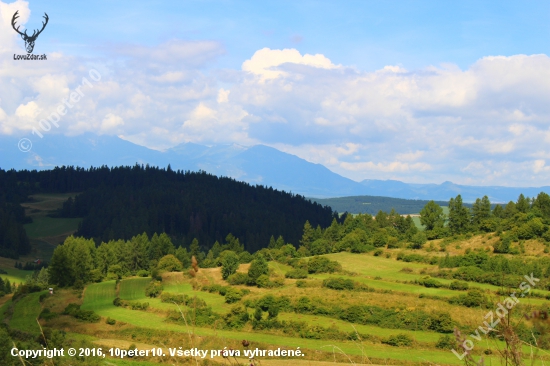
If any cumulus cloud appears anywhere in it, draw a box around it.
[242,48,339,80]
[1,2,550,187]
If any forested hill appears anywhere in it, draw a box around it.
[0,166,336,253]
[310,195,450,215]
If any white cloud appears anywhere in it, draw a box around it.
[242,48,339,80]
[217,88,230,103]
[100,113,124,132]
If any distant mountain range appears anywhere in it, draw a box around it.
[1,133,549,203]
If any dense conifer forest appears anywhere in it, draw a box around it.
[0,165,336,256]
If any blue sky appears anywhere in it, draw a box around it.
[1,0,550,186]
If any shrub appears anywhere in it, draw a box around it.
[373,249,384,257]
[307,256,342,274]
[136,270,149,277]
[268,305,279,319]
[410,232,427,249]
[449,280,469,291]
[285,269,308,279]
[449,288,490,308]
[106,317,116,325]
[157,255,183,272]
[39,308,57,320]
[225,288,244,304]
[256,275,271,288]
[436,335,456,349]
[383,334,413,347]
[322,278,355,291]
[223,305,249,329]
[238,251,253,263]
[417,276,444,288]
[227,272,249,285]
[63,303,100,323]
[145,281,163,298]
[248,255,269,283]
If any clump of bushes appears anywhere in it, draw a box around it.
[322,277,355,291]
[449,280,469,291]
[436,334,455,349]
[285,269,308,279]
[227,272,248,285]
[136,270,149,277]
[161,292,207,307]
[112,297,149,310]
[383,334,413,347]
[448,288,491,308]
[145,281,163,298]
[39,308,57,320]
[63,303,100,323]
[415,276,444,288]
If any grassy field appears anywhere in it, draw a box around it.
[79,272,549,366]
[81,280,117,312]
[0,267,33,285]
[24,216,82,239]
[80,284,467,365]
[9,291,46,334]
[119,277,151,300]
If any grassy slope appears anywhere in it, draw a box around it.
[82,281,465,365]
[9,291,46,334]
[0,267,33,285]
[24,217,82,239]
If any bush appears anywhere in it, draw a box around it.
[39,308,57,320]
[157,255,183,272]
[373,249,384,256]
[238,251,253,263]
[63,303,100,323]
[256,275,271,288]
[225,288,244,304]
[285,269,308,279]
[383,334,413,347]
[410,232,427,249]
[136,270,149,277]
[322,277,355,291]
[227,272,249,285]
[416,276,444,288]
[145,281,163,298]
[248,255,269,283]
[449,280,469,291]
[449,288,490,308]
[307,256,342,274]
[436,334,455,349]
[106,317,116,325]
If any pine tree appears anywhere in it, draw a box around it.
[4,279,11,294]
[420,201,445,231]
[189,238,200,259]
[448,195,470,234]
[300,221,315,249]
[516,194,530,213]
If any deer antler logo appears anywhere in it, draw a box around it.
[12,10,49,54]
